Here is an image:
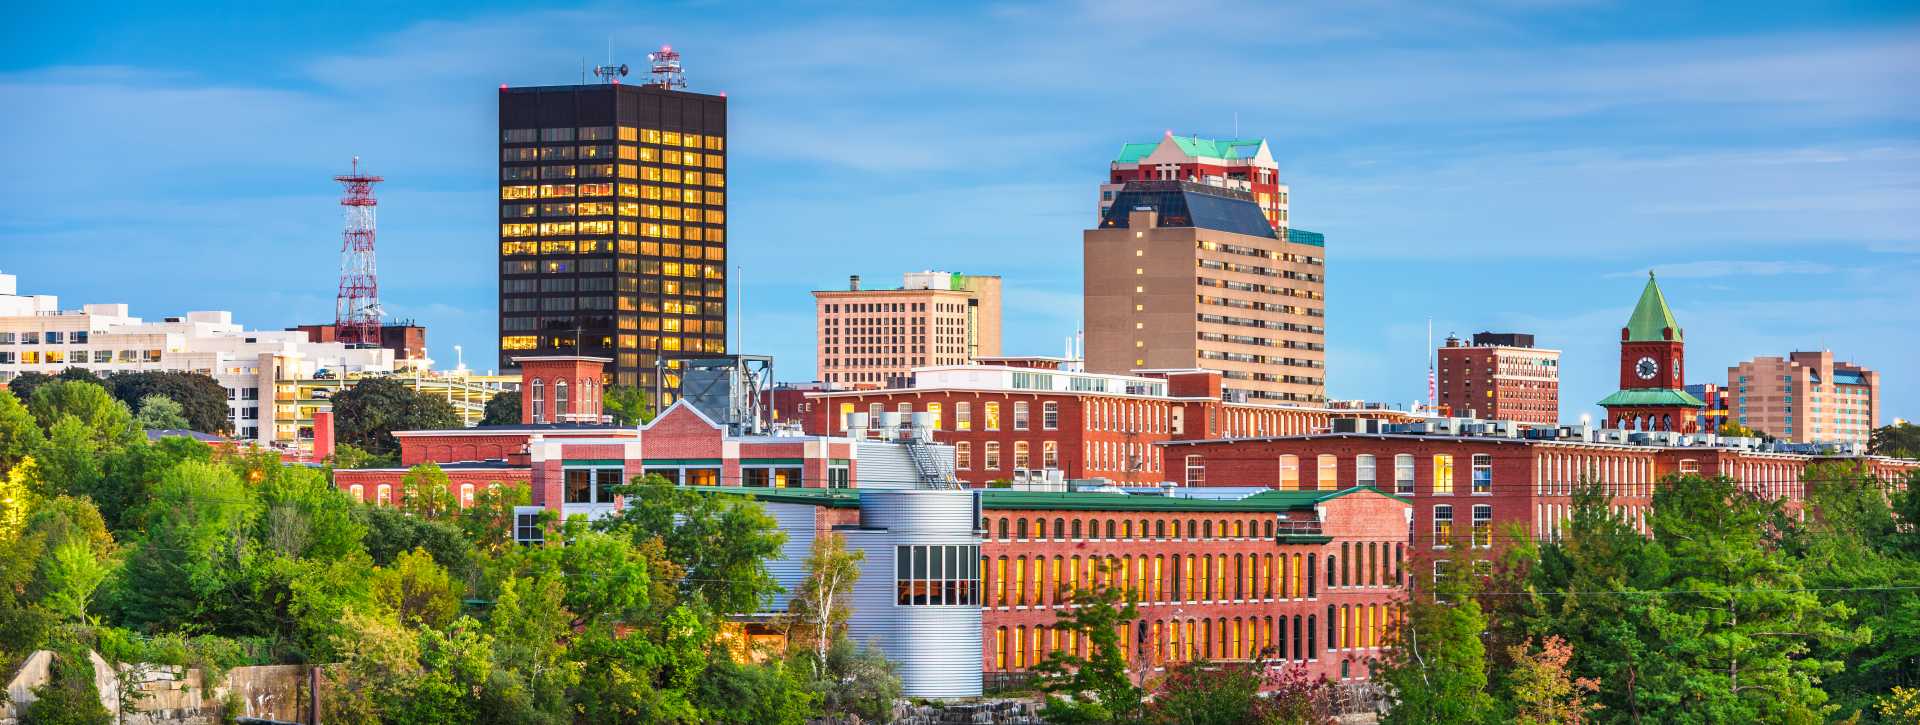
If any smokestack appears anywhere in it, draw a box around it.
[849,275,861,291]
[312,405,336,462]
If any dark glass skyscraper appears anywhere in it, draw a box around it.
[497,81,728,388]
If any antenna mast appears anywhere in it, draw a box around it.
[648,45,686,90]
[334,157,384,347]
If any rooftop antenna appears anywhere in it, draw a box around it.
[649,45,686,90]
[591,62,629,84]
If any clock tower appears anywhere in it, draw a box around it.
[1597,271,1704,432]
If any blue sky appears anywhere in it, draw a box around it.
[4,1,1917,423]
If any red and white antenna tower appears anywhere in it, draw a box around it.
[333,157,384,347]
[648,45,686,90]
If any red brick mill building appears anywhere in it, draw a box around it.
[794,358,1415,487]
[977,486,1410,685]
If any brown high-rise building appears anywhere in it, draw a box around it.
[814,271,1002,388]
[496,70,728,388]
[1083,181,1326,404]
[1436,332,1561,425]
[1728,351,1880,445]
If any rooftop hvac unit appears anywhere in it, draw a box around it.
[1332,418,1362,434]
[1490,420,1515,436]
[1430,419,1459,435]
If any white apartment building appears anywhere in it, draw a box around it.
[0,271,395,445]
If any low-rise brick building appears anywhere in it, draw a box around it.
[1162,426,1919,567]
[975,486,1410,684]
[801,361,1413,487]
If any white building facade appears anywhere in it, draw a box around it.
[0,271,395,445]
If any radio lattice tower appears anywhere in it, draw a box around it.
[333,157,384,347]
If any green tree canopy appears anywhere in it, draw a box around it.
[0,389,44,475]
[598,475,785,616]
[333,376,461,457]
[603,385,654,426]
[28,380,138,448]
[480,390,521,426]
[1870,422,1920,458]
[1033,579,1144,724]
[112,459,262,632]
[108,371,231,434]
[132,394,191,431]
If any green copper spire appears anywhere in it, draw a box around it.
[1624,270,1682,342]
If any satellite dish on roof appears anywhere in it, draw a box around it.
[619,64,630,76]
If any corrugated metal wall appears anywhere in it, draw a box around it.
[762,501,820,613]
[844,490,982,699]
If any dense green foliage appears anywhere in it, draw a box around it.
[1872,422,1920,458]
[479,389,520,425]
[602,385,654,426]
[331,376,461,457]
[1375,467,1920,724]
[106,371,231,434]
[1033,580,1144,724]
[0,382,899,724]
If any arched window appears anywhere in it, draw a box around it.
[555,378,570,419]
[459,483,476,508]
[997,518,1010,540]
[375,484,392,505]
[349,484,365,501]
[1154,520,1166,538]
[529,379,545,422]
[1071,519,1083,539]
[1016,518,1029,539]
[1105,519,1116,539]
[1053,518,1064,539]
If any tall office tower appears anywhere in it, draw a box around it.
[497,54,728,388]
[1436,332,1562,425]
[1727,351,1880,445]
[813,271,1003,389]
[1101,133,1289,232]
[1084,181,1326,404]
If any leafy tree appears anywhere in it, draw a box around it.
[27,380,137,448]
[112,460,261,632]
[33,416,103,499]
[1033,581,1144,724]
[1870,422,1920,458]
[692,652,819,725]
[604,385,654,426]
[328,441,397,470]
[0,389,45,475]
[1716,421,1764,438]
[400,462,459,520]
[132,394,191,431]
[599,475,786,615]
[458,482,531,555]
[356,504,475,578]
[784,532,862,675]
[0,455,33,541]
[333,376,461,457]
[93,435,212,532]
[809,638,901,723]
[1143,658,1334,725]
[39,538,108,623]
[480,390,521,426]
[256,463,365,560]
[1505,636,1601,725]
[106,370,231,434]
[9,367,105,403]
[1793,463,1920,720]
[1644,473,1855,722]
[1374,553,1494,725]
[372,547,462,630]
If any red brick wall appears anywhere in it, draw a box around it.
[335,467,532,505]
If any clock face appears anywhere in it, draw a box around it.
[1635,356,1659,380]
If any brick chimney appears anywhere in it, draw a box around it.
[312,405,336,461]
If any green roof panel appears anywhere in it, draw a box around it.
[1625,272,1683,342]
[1595,388,1707,407]
[1115,135,1267,164]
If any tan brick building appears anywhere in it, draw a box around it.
[814,271,1002,389]
[1728,351,1880,445]
[1436,332,1561,425]
[1084,181,1326,405]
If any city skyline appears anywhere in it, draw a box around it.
[5,1,1917,425]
